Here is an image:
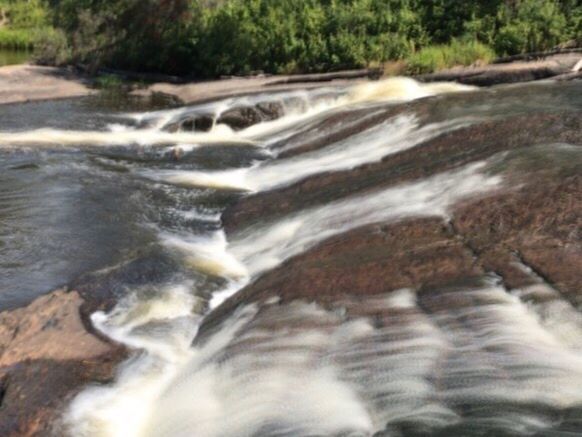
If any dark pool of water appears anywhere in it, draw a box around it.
[0,151,158,308]
[0,49,31,66]
[0,95,177,309]
[0,93,263,310]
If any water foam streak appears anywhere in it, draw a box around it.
[138,286,582,436]
[62,78,497,437]
[0,78,474,149]
[146,115,476,192]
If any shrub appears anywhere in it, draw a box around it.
[26,0,582,77]
[406,39,495,75]
[0,27,34,49]
[32,27,70,65]
[494,0,569,55]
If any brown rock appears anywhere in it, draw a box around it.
[217,106,263,131]
[223,112,582,232]
[193,115,214,132]
[216,101,285,131]
[0,65,94,106]
[416,53,582,86]
[0,290,126,437]
[255,101,285,120]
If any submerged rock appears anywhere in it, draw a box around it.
[193,115,214,132]
[217,102,285,131]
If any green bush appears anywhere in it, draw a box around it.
[406,39,496,75]
[494,0,569,55]
[7,0,48,29]
[0,28,35,49]
[0,0,52,50]
[94,74,124,89]
[32,27,70,65]
[19,0,582,77]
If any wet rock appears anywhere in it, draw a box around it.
[223,111,582,232]
[162,121,180,133]
[172,115,215,133]
[193,115,214,132]
[453,172,582,305]
[207,91,582,342]
[202,153,581,365]
[0,289,127,436]
[179,118,196,132]
[71,252,183,321]
[199,216,485,339]
[217,101,285,131]
[217,106,263,131]
[256,101,285,120]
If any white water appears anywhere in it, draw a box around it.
[0,77,473,150]
[65,158,503,437]
[0,128,254,148]
[226,161,501,278]
[145,285,582,436]
[57,77,582,436]
[143,115,477,192]
[71,285,582,437]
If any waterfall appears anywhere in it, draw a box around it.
[2,77,576,437]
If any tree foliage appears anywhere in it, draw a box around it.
[21,0,582,76]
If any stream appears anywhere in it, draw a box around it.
[0,78,581,436]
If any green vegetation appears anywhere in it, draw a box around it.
[0,28,34,49]
[406,39,496,75]
[93,74,125,90]
[0,0,52,49]
[1,0,580,76]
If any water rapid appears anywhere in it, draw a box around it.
[2,77,581,436]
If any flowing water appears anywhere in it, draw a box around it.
[0,78,581,436]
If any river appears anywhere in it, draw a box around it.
[0,78,581,436]
[0,49,30,66]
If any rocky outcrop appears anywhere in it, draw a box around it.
[0,66,94,105]
[0,290,126,437]
[416,53,582,86]
[223,111,582,231]
[216,101,285,131]
[163,101,286,133]
[206,86,582,346]
[203,155,581,340]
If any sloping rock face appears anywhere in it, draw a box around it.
[0,290,126,437]
[416,53,582,86]
[196,82,582,435]
[1,81,580,436]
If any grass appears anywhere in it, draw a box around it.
[406,39,496,75]
[94,74,126,90]
[0,28,36,50]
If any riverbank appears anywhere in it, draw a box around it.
[1,50,580,106]
[130,52,582,104]
[0,288,126,436]
[0,65,95,105]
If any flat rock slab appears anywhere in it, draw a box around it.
[417,53,582,86]
[132,75,364,105]
[0,289,126,437]
[0,65,94,105]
